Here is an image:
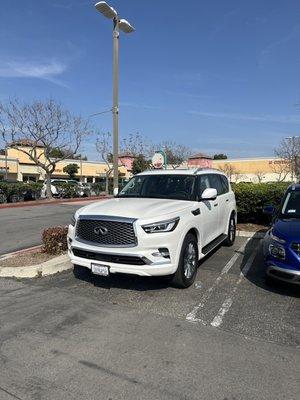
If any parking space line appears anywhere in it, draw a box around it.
[210,242,261,328]
[186,239,250,323]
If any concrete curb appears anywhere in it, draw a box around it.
[0,245,43,261]
[0,254,72,278]
[237,230,266,239]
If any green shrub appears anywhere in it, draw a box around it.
[91,182,106,195]
[42,226,68,255]
[54,182,80,198]
[233,182,290,223]
[0,181,43,202]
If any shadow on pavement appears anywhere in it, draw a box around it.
[240,230,300,299]
[73,265,171,291]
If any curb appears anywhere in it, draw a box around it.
[0,195,110,209]
[0,254,72,278]
[236,230,266,239]
[0,245,43,261]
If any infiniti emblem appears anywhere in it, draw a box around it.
[94,226,108,236]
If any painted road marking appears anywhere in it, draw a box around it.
[210,242,261,328]
[186,239,250,323]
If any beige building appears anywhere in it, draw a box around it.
[212,157,292,183]
[0,145,129,183]
[0,144,292,184]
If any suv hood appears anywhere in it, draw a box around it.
[273,218,300,242]
[78,197,194,220]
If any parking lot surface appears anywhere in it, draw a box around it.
[0,237,299,400]
[0,202,91,255]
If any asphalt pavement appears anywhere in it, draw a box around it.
[0,201,95,255]
[0,237,299,400]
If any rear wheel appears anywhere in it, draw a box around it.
[224,213,236,247]
[172,233,198,288]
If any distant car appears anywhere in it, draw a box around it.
[41,179,85,198]
[263,184,300,285]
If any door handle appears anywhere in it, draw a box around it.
[214,203,218,207]
[226,199,229,202]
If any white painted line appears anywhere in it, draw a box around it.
[186,239,250,323]
[210,242,261,328]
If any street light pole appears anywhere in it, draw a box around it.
[112,17,119,195]
[95,2,135,195]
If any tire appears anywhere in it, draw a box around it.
[172,233,198,288]
[224,213,236,247]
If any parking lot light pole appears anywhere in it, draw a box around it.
[94,1,135,195]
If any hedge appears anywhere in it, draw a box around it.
[233,182,290,223]
[0,182,43,203]
[42,226,68,254]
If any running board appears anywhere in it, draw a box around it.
[201,234,227,257]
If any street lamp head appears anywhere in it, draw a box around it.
[95,1,117,19]
[119,18,135,33]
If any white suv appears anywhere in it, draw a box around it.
[68,169,237,288]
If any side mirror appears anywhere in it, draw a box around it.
[201,188,217,201]
[263,205,276,215]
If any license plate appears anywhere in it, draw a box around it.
[91,263,109,276]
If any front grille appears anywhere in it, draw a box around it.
[72,248,145,265]
[76,216,136,247]
[291,242,300,256]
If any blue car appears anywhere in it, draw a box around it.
[263,184,300,285]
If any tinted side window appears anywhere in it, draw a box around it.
[197,174,211,197]
[220,175,229,193]
[208,174,224,196]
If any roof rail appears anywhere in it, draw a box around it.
[193,167,222,175]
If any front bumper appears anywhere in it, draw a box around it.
[67,224,180,277]
[68,248,176,276]
[266,263,300,284]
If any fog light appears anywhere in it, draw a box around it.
[159,248,170,259]
[152,248,170,259]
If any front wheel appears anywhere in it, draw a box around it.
[224,214,236,247]
[172,233,198,288]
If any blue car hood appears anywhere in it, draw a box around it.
[273,218,300,242]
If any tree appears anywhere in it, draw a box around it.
[96,132,114,193]
[63,163,79,179]
[159,141,192,169]
[49,148,87,160]
[0,98,91,198]
[120,132,153,158]
[213,153,228,160]
[132,154,151,175]
[218,164,242,182]
[254,170,265,183]
[275,137,300,182]
[269,159,290,182]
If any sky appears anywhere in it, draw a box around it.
[0,0,299,160]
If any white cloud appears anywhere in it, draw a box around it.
[189,110,300,124]
[0,59,68,87]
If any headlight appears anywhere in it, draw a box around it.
[269,244,286,260]
[142,217,180,234]
[270,231,286,244]
[70,214,77,227]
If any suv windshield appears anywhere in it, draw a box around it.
[118,174,196,201]
[281,190,300,218]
